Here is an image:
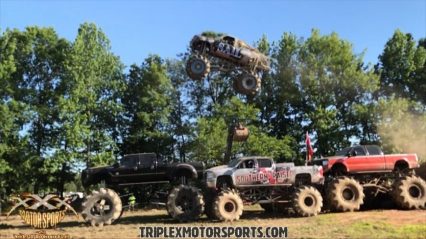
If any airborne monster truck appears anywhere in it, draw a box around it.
[186,32,270,95]
[80,153,205,226]
[204,156,324,221]
[313,145,426,212]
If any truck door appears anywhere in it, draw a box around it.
[257,158,276,185]
[348,146,384,172]
[135,154,158,182]
[233,159,258,186]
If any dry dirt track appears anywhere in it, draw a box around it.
[1,206,425,239]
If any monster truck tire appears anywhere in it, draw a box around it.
[292,186,323,217]
[81,188,122,227]
[186,55,210,80]
[327,176,364,212]
[233,73,261,95]
[213,189,243,221]
[392,175,426,209]
[204,189,218,220]
[260,203,273,213]
[166,185,204,222]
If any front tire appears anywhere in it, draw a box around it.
[292,186,323,217]
[392,175,426,209]
[81,188,122,227]
[213,189,243,221]
[166,185,204,222]
[327,177,364,212]
[186,55,210,80]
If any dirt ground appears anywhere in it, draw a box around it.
[1,206,425,239]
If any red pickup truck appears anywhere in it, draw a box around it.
[316,145,419,176]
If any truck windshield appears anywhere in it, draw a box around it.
[228,158,240,167]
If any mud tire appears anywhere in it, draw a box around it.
[293,186,323,217]
[186,55,210,80]
[392,175,426,209]
[327,177,364,212]
[213,189,243,221]
[81,188,122,227]
[166,185,204,222]
[233,73,261,95]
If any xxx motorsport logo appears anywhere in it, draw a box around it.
[7,193,78,229]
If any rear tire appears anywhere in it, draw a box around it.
[392,175,426,209]
[204,189,218,220]
[81,188,122,227]
[186,55,210,80]
[213,189,243,221]
[292,186,323,217]
[233,73,261,95]
[327,177,364,212]
[166,185,204,222]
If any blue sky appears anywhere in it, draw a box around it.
[1,0,425,68]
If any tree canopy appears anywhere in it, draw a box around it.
[0,24,424,195]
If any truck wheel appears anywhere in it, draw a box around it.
[213,189,243,221]
[260,203,273,213]
[204,189,218,220]
[392,175,426,209]
[167,185,204,222]
[186,55,210,80]
[327,177,364,212]
[292,186,323,217]
[233,73,261,95]
[81,188,122,227]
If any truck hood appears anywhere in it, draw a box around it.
[206,165,232,176]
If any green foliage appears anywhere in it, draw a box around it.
[1,24,425,195]
[121,55,174,155]
[377,29,426,103]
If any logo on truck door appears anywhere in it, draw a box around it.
[235,167,293,184]
[216,42,242,58]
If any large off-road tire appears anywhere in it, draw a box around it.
[166,185,204,222]
[292,186,323,217]
[327,177,364,212]
[81,188,122,227]
[186,55,210,80]
[392,175,426,209]
[233,73,261,95]
[204,189,218,220]
[213,189,243,221]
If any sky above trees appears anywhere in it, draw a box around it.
[1,0,425,67]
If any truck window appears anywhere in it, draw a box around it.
[121,155,138,167]
[353,146,365,156]
[336,147,351,156]
[366,145,383,155]
[138,154,156,168]
[238,159,255,169]
[258,158,272,168]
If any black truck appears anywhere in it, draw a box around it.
[81,153,203,188]
[80,153,205,226]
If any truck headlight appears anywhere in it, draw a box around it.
[206,171,215,180]
[322,160,328,166]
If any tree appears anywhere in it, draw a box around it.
[297,29,379,156]
[121,55,173,156]
[377,29,426,103]
[58,23,125,184]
